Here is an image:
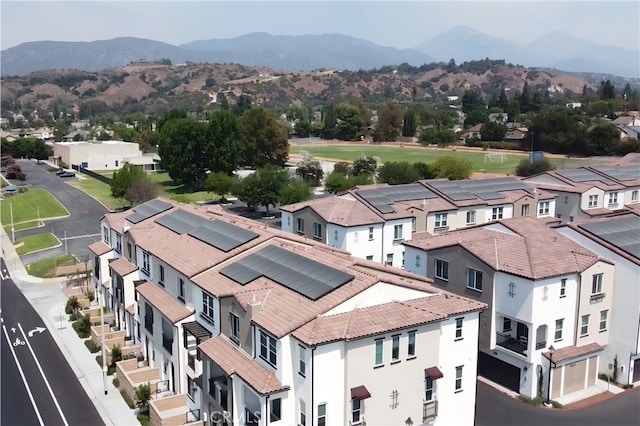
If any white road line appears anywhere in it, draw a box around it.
[58,233,101,241]
[2,325,45,426]
[17,322,69,426]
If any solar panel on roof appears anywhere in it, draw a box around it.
[591,165,640,182]
[126,199,173,224]
[475,192,504,200]
[557,169,616,186]
[579,216,640,260]
[187,220,259,252]
[356,184,437,214]
[155,209,209,234]
[220,245,355,300]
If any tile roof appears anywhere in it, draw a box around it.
[198,335,288,396]
[279,197,383,227]
[405,217,604,279]
[293,292,485,345]
[109,257,138,277]
[542,342,603,364]
[88,240,112,256]
[136,281,193,324]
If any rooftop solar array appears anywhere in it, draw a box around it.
[356,184,438,214]
[428,177,533,202]
[188,220,259,252]
[556,169,617,186]
[126,199,173,224]
[220,245,355,300]
[579,216,640,260]
[155,209,210,234]
[590,165,640,182]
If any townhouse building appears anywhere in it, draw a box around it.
[555,211,640,385]
[403,217,614,400]
[91,198,486,426]
[281,177,557,269]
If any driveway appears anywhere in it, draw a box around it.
[7,160,108,263]
[475,380,640,426]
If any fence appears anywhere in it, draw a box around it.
[72,165,112,184]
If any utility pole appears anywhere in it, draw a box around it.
[101,296,108,395]
[530,131,535,164]
[64,230,68,255]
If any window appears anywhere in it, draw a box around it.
[467,269,483,291]
[521,204,530,217]
[491,207,503,220]
[393,224,403,241]
[466,210,476,224]
[391,335,400,361]
[296,218,304,234]
[351,399,362,424]
[581,315,589,336]
[313,223,322,240]
[366,255,373,261]
[375,338,384,366]
[230,313,240,341]
[259,331,277,366]
[554,319,564,341]
[270,398,281,422]
[592,273,603,295]
[435,213,448,228]
[142,251,150,274]
[588,194,598,208]
[127,243,132,260]
[538,201,550,215]
[411,217,416,233]
[564,195,569,204]
[115,233,122,253]
[435,259,449,280]
[455,366,463,391]
[158,265,165,285]
[103,226,110,244]
[368,227,374,241]
[317,403,326,426]
[608,192,618,205]
[503,317,512,332]
[407,331,416,357]
[425,377,434,401]
[298,345,307,376]
[560,278,566,298]
[299,399,306,426]
[455,318,463,340]
[569,216,574,222]
[202,291,214,320]
[178,278,185,302]
[632,190,639,202]
[599,310,608,331]
[385,253,393,266]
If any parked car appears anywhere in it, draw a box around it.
[55,169,67,175]
[58,172,76,178]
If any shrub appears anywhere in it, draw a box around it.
[65,296,79,315]
[135,383,152,413]
[72,315,91,338]
[85,290,95,302]
[112,377,120,388]
[84,340,101,353]
[137,413,150,426]
[120,389,135,409]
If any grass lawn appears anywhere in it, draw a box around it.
[0,189,68,224]
[147,172,213,203]
[3,220,41,234]
[68,179,128,210]
[289,145,595,174]
[15,233,60,255]
[27,254,76,278]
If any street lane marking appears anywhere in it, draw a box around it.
[17,323,69,426]
[28,327,46,337]
[58,233,100,241]
[2,325,45,426]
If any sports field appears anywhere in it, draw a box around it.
[1,189,68,224]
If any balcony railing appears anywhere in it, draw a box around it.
[496,332,527,355]
[162,335,173,354]
[423,400,438,421]
[144,316,153,333]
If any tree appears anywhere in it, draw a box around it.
[481,121,507,141]
[33,139,52,164]
[586,123,621,155]
[233,95,253,116]
[207,109,244,175]
[334,103,367,141]
[110,163,147,199]
[352,156,378,178]
[135,383,152,413]
[464,107,488,127]
[205,172,236,202]
[157,108,188,133]
[5,164,25,180]
[431,156,473,180]
[599,80,616,100]
[373,103,403,142]
[402,106,417,137]
[462,89,485,114]
[233,165,290,212]
[295,158,324,186]
[332,162,352,176]
[239,108,289,168]
[378,161,421,185]
[125,179,161,206]
[515,158,557,177]
[279,180,313,205]
[324,172,371,194]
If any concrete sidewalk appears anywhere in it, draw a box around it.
[1,228,139,426]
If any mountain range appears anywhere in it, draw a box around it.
[1,26,638,78]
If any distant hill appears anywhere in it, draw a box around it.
[1,29,638,78]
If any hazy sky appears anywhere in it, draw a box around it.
[1,1,638,51]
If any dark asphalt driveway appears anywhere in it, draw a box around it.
[475,381,640,426]
[8,160,108,263]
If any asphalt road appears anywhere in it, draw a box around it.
[8,160,108,264]
[475,380,640,426]
[0,258,104,426]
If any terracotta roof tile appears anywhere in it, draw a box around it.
[136,281,193,324]
[126,304,135,315]
[109,257,138,277]
[542,342,604,364]
[198,335,288,396]
[88,240,112,256]
[280,197,383,227]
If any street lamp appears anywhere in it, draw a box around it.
[546,345,555,405]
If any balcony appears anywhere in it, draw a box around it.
[149,394,203,426]
[116,358,172,406]
[423,400,438,421]
[496,332,528,356]
[208,376,229,409]
[162,335,173,354]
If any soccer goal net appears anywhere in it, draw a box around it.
[484,153,508,163]
[309,138,327,147]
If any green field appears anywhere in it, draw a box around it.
[1,189,68,224]
[290,145,595,174]
[15,233,60,255]
[4,220,41,234]
[27,254,76,278]
[68,179,128,211]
